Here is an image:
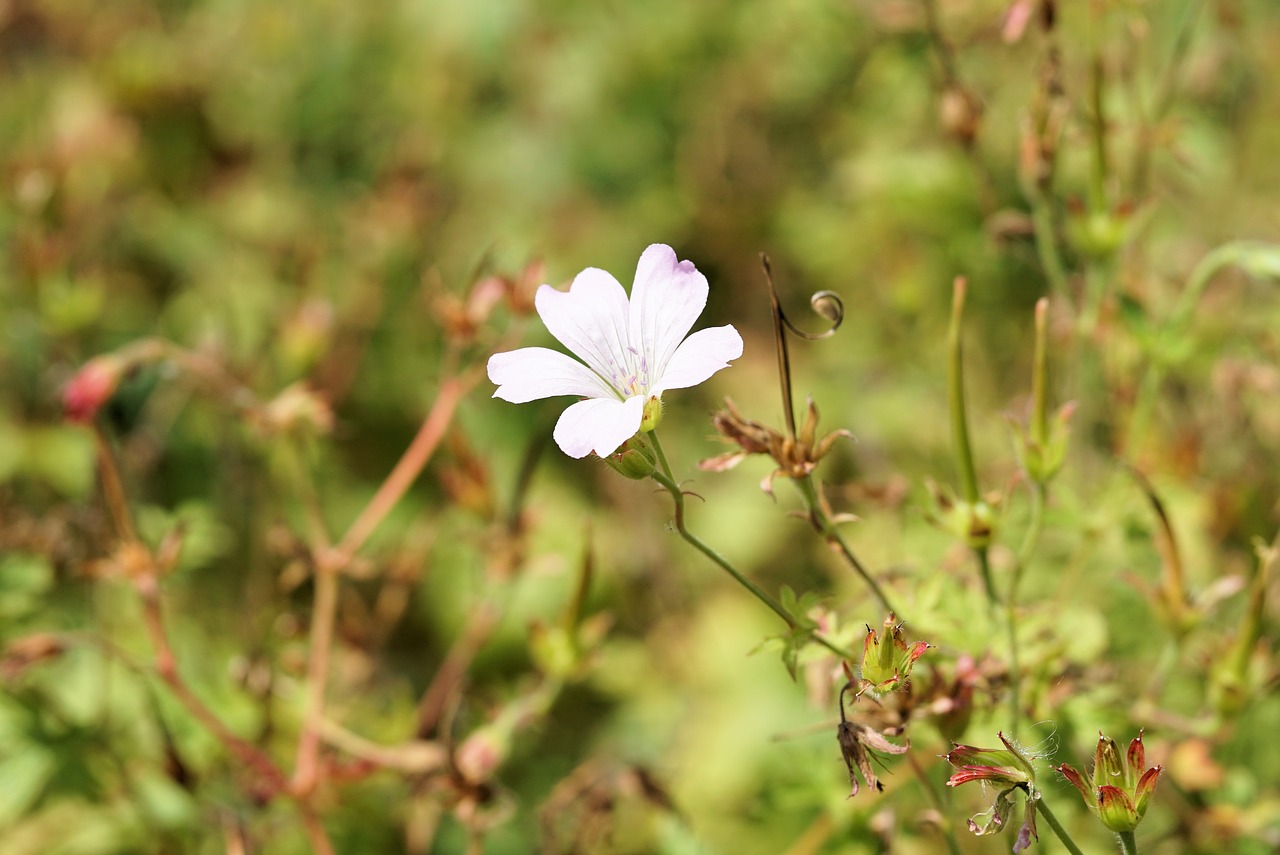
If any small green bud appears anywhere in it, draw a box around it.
[1058,730,1163,836]
[602,434,657,480]
[857,613,930,697]
[639,395,663,432]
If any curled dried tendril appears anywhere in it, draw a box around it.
[760,254,845,437]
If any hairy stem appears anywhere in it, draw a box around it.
[1118,829,1139,855]
[1034,793,1086,855]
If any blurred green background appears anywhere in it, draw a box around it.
[3,0,1280,852]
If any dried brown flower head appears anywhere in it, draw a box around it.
[699,397,851,495]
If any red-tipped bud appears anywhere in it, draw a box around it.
[63,356,124,422]
[856,613,931,697]
[1134,765,1163,819]
[1058,730,1163,834]
[943,732,1037,788]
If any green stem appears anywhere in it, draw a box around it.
[1030,192,1070,299]
[1079,259,1112,338]
[948,280,980,506]
[1005,481,1046,736]
[948,281,998,609]
[648,432,854,660]
[793,475,896,617]
[1031,298,1050,450]
[1117,830,1139,855]
[1089,50,1110,210]
[1033,793,1086,855]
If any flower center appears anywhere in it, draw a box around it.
[607,346,650,397]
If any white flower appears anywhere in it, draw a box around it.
[488,244,743,458]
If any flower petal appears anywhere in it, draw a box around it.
[488,347,615,403]
[552,395,645,458]
[629,244,710,380]
[535,271,631,391]
[650,325,743,395]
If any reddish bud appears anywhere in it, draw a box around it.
[63,356,124,422]
[1058,730,1163,834]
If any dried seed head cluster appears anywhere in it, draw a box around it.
[700,397,851,495]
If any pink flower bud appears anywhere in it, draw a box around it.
[63,356,123,422]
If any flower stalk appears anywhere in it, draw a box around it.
[793,474,896,616]
[650,432,853,661]
[650,434,794,630]
[947,278,997,605]
[1034,794,1086,855]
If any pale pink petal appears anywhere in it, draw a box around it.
[552,396,645,458]
[488,347,615,403]
[650,325,743,395]
[628,244,709,381]
[535,271,631,391]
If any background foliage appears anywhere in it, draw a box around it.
[2,0,1279,852]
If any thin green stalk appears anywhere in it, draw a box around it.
[948,281,997,607]
[793,475,896,617]
[1033,793,1086,855]
[648,431,854,661]
[1079,259,1112,337]
[1005,481,1046,736]
[1030,192,1071,299]
[1117,830,1139,855]
[948,280,980,506]
[1089,51,1110,210]
[1031,300,1050,451]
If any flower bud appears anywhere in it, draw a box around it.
[639,396,663,432]
[63,355,125,422]
[925,481,999,550]
[1058,730,1163,835]
[602,435,657,480]
[454,723,510,785]
[258,383,334,436]
[945,732,1040,849]
[944,731,1037,788]
[857,613,929,697]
